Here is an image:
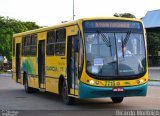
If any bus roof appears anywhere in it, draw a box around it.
[13,17,142,38]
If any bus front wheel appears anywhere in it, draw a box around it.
[111,97,124,103]
[62,81,74,105]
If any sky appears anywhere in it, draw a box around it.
[0,0,160,26]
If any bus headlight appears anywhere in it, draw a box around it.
[89,80,95,85]
[140,79,144,83]
[137,79,145,84]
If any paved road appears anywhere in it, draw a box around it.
[149,67,160,80]
[0,76,160,116]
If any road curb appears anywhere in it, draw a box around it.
[149,67,160,70]
[0,74,12,77]
[148,81,160,86]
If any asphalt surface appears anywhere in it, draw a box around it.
[0,70,160,116]
[149,67,160,80]
[0,67,160,116]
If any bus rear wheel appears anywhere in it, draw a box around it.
[111,97,124,103]
[62,81,74,105]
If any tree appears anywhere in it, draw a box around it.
[23,21,40,30]
[0,16,40,61]
[114,13,136,18]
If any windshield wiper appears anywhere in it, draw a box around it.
[121,31,131,58]
[97,30,111,47]
[123,31,131,46]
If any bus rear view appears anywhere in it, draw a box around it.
[79,18,148,103]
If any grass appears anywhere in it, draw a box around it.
[0,71,10,74]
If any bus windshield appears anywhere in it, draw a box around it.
[84,32,146,78]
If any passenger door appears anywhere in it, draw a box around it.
[38,40,45,89]
[67,35,79,95]
[16,43,21,83]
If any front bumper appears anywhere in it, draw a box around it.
[79,82,148,98]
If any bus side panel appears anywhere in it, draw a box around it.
[20,57,24,84]
[32,57,38,89]
[12,57,16,81]
[34,76,39,89]
[45,56,66,93]
[46,78,59,93]
[13,37,22,83]
[22,57,38,88]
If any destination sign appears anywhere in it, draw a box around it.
[96,22,130,28]
[84,21,142,29]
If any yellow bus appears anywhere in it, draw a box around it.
[12,17,148,105]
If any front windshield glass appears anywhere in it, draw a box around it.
[85,32,146,78]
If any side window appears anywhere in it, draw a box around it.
[22,36,26,56]
[55,43,65,55]
[56,29,66,42]
[22,34,37,56]
[46,30,56,56]
[25,35,31,56]
[12,38,15,56]
[55,28,66,56]
[30,34,37,56]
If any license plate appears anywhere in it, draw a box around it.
[112,88,124,92]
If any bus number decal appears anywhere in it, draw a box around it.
[106,81,115,86]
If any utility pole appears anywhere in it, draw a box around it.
[73,0,75,20]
